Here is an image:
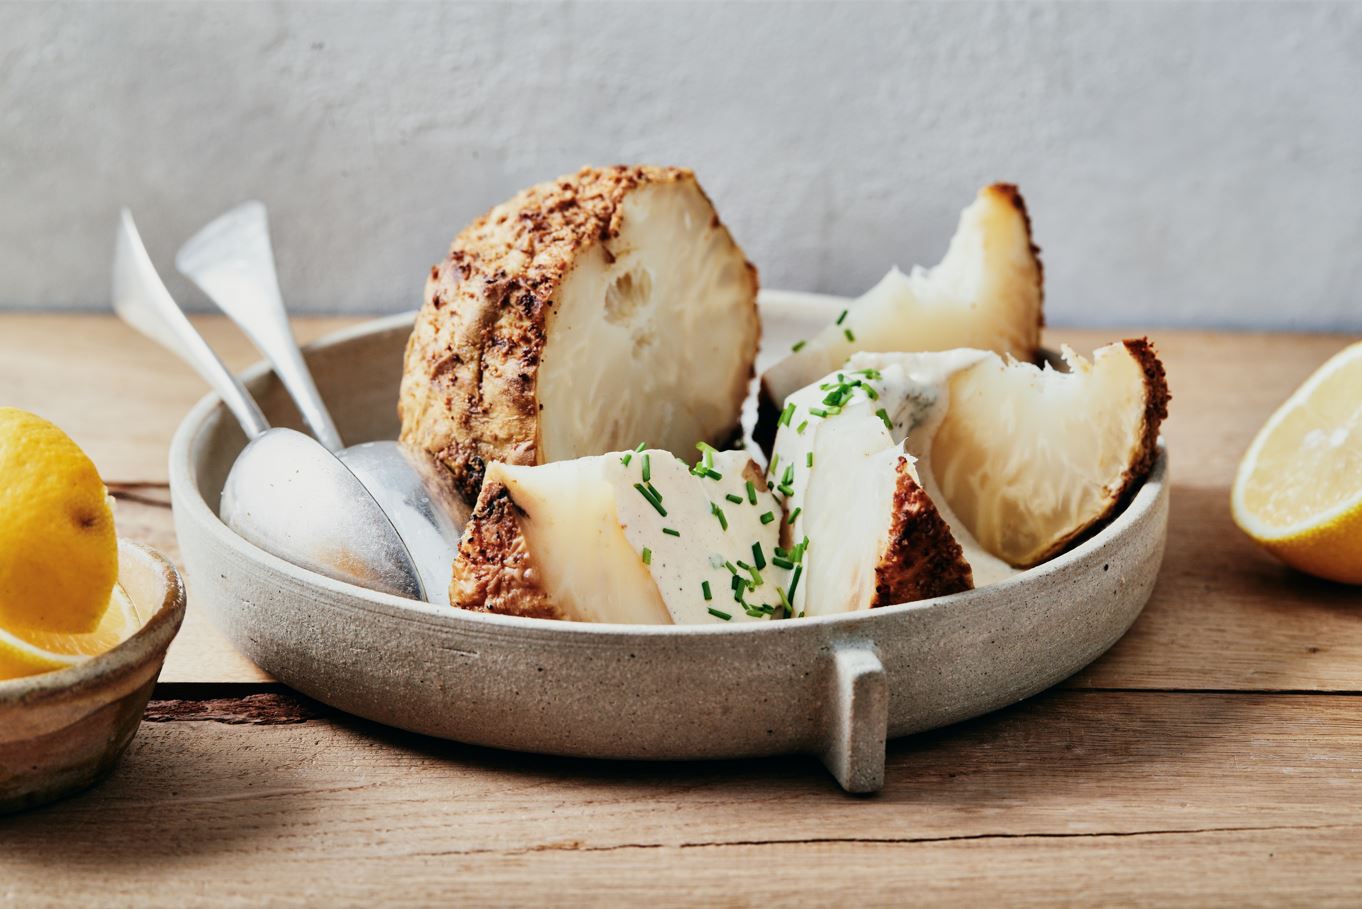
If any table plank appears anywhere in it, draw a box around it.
[3,690,1360,906]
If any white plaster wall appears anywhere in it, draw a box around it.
[2,1,1360,329]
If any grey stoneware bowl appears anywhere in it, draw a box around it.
[0,541,186,813]
[168,293,1169,793]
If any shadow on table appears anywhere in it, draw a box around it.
[0,714,310,866]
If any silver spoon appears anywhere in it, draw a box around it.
[112,209,425,601]
[173,202,467,607]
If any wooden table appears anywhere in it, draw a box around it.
[2,315,1360,907]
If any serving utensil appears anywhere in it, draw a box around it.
[173,202,467,606]
[112,210,425,600]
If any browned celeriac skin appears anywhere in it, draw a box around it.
[871,458,974,606]
[449,480,561,619]
[400,165,759,504]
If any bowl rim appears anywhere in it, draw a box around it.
[168,295,1169,641]
[0,541,186,704]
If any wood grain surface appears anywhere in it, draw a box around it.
[1,315,1360,906]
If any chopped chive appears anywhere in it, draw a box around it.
[767,454,779,477]
[723,560,739,575]
[634,442,647,452]
[791,340,806,352]
[779,402,795,427]
[782,464,795,486]
[777,483,795,497]
[759,511,776,525]
[644,481,663,502]
[731,573,746,591]
[836,309,848,325]
[863,384,879,400]
[751,542,766,570]
[876,407,892,430]
[725,492,744,504]
[747,565,763,586]
[702,580,712,601]
[774,546,789,558]
[641,453,651,483]
[707,607,732,621]
[641,547,652,565]
[634,483,667,516]
[787,506,802,525]
[776,586,792,613]
[745,480,757,505]
[809,407,828,418]
[621,453,633,466]
[662,527,681,537]
[711,503,728,531]
[788,564,803,599]
[796,420,808,435]
[806,451,814,468]
[844,328,855,342]
[772,556,796,570]
[692,466,723,481]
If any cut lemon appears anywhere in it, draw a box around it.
[0,584,141,680]
[1231,341,1362,584]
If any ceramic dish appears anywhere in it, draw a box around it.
[169,293,1169,792]
[0,541,186,813]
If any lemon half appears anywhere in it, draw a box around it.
[0,407,118,633]
[1231,341,1362,583]
[0,583,141,680]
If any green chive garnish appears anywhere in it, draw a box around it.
[711,503,728,531]
[723,560,739,575]
[641,547,652,565]
[759,511,776,525]
[707,607,732,621]
[752,542,766,570]
[791,340,806,352]
[634,483,667,516]
[782,464,794,486]
[796,420,808,435]
[745,480,757,505]
[641,453,651,483]
[779,402,795,427]
[806,451,813,468]
[836,309,848,325]
[809,407,828,418]
[747,565,763,586]
[777,484,795,497]
[844,328,855,342]
[876,407,892,430]
[767,454,779,477]
[726,493,743,505]
[772,556,796,570]
[702,581,712,601]
[787,506,802,525]
[788,564,803,599]
[863,384,879,400]
[662,527,680,537]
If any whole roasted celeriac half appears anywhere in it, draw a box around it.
[769,340,1169,615]
[400,165,759,503]
[758,183,1043,447]
[451,449,799,624]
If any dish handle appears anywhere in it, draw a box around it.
[819,643,888,794]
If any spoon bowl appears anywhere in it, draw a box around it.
[174,202,467,605]
[112,210,424,600]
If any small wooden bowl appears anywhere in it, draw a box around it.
[0,541,186,813]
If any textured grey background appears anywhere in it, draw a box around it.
[2,1,1360,329]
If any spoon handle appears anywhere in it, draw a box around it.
[112,210,271,440]
[175,202,345,453]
